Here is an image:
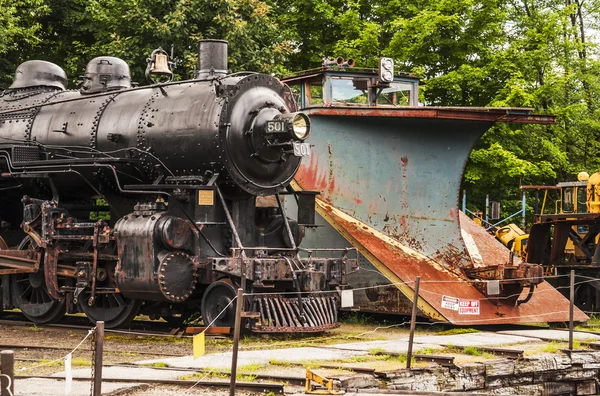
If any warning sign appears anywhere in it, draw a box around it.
[458,300,480,315]
[441,296,459,311]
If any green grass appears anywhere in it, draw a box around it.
[238,362,264,372]
[27,325,43,332]
[415,346,438,355]
[437,328,480,336]
[141,362,168,368]
[179,371,256,382]
[104,334,188,345]
[462,346,482,356]
[587,315,600,325]
[268,359,291,367]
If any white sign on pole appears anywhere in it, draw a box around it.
[341,289,354,308]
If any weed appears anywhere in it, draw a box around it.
[415,347,438,355]
[340,312,378,326]
[587,315,600,326]
[141,362,168,368]
[543,341,567,353]
[239,362,264,372]
[462,346,482,356]
[237,374,257,381]
[368,348,386,355]
[268,359,291,367]
[437,328,480,336]
[180,370,228,381]
[28,325,42,332]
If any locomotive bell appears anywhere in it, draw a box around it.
[145,47,173,83]
[80,56,132,94]
[9,60,68,91]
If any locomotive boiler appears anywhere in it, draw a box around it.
[0,40,352,331]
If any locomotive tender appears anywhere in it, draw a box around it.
[0,40,351,331]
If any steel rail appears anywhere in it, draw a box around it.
[14,375,285,392]
[108,363,306,386]
[0,343,185,358]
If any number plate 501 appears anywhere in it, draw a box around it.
[293,142,311,157]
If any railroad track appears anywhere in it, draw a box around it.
[15,375,285,393]
[0,312,177,334]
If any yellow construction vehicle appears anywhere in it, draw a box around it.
[523,171,600,311]
[495,224,528,259]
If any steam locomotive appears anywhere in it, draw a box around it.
[0,40,352,331]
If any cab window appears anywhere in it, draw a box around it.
[377,82,413,106]
[562,187,574,213]
[331,77,368,105]
[310,84,323,105]
[288,83,302,108]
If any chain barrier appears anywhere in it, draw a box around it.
[15,328,95,373]
[89,328,96,396]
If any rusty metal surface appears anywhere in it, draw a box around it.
[459,211,519,268]
[305,107,556,124]
[317,200,587,324]
[251,294,339,333]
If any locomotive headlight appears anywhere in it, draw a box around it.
[265,112,311,141]
[290,113,310,140]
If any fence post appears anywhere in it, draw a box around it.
[406,276,421,369]
[485,194,490,225]
[569,270,575,350]
[93,321,104,396]
[521,191,527,231]
[230,288,244,396]
[1,350,14,396]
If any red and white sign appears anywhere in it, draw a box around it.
[458,300,480,315]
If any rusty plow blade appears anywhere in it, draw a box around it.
[311,200,586,325]
[250,295,339,333]
[292,108,584,324]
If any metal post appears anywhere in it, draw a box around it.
[93,321,104,396]
[569,270,575,350]
[1,350,14,396]
[230,288,244,396]
[462,190,466,214]
[406,276,420,369]
[485,194,490,225]
[522,191,527,231]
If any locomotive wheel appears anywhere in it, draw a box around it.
[11,237,66,324]
[79,293,141,329]
[201,280,237,328]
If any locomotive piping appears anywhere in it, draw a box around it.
[0,151,226,257]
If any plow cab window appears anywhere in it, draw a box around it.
[331,77,368,105]
[377,82,413,106]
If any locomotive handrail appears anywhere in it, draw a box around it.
[0,72,260,116]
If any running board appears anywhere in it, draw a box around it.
[250,295,339,333]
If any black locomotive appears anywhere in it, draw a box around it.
[0,40,352,331]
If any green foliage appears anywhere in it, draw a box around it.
[2,0,600,210]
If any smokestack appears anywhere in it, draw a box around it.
[196,39,228,79]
